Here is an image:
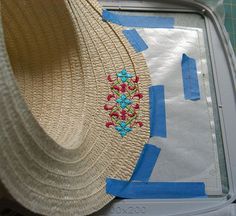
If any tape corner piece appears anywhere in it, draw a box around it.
[106,178,207,199]
[181,53,201,101]
[131,144,161,181]
[102,9,175,28]
[123,29,148,53]
[149,85,167,138]
[106,144,206,199]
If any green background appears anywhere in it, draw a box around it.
[224,0,236,52]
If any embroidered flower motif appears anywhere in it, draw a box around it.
[116,94,132,109]
[104,69,143,137]
[117,69,133,83]
[115,122,132,138]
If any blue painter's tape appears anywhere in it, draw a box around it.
[102,10,174,28]
[131,144,160,181]
[149,85,167,138]
[181,54,201,101]
[123,29,148,53]
[106,179,206,199]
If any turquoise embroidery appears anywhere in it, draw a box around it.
[104,69,143,138]
[115,122,133,138]
[116,94,133,109]
[117,69,133,83]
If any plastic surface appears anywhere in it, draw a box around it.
[197,204,236,216]
[102,10,225,195]
[197,0,225,21]
[95,1,236,215]
[137,27,222,195]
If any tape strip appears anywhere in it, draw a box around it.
[106,179,206,199]
[102,10,174,28]
[131,144,160,181]
[181,54,201,101]
[123,29,148,53]
[149,85,167,138]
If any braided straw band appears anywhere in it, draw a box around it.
[0,0,150,215]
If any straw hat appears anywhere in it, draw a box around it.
[0,0,150,215]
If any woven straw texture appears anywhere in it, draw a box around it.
[0,0,150,215]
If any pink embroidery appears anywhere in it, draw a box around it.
[104,69,143,137]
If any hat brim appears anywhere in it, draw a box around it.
[0,0,150,215]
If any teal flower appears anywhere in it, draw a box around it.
[115,122,132,137]
[117,69,133,83]
[116,94,132,109]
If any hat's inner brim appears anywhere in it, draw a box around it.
[2,0,85,149]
